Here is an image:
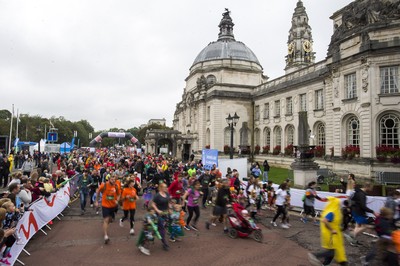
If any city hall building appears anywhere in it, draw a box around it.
[147,0,400,177]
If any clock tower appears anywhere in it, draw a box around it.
[285,0,315,74]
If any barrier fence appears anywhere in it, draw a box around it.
[9,174,80,266]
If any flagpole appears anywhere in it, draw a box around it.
[8,104,14,155]
[15,109,19,139]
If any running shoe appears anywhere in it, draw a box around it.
[211,223,217,227]
[270,221,277,227]
[281,224,289,229]
[313,221,320,226]
[104,236,110,244]
[90,204,93,208]
[163,244,169,251]
[360,256,368,266]
[130,229,135,235]
[307,253,321,266]
[223,228,228,234]
[205,221,210,230]
[184,225,191,231]
[286,223,292,227]
[119,219,124,227]
[169,238,176,243]
[96,211,99,215]
[190,225,199,231]
[138,245,150,256]
[0,258,11,265]
[300,217,307,223]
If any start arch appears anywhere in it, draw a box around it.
[89,132,141,148]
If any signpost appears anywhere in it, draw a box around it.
[47,132,58,142]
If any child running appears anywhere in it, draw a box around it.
[137,207,161,256]
[119,179,138,235]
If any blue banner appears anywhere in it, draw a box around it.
[202,149,218,170]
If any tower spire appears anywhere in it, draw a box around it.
[218,8,235,41]
[285,1,315,74]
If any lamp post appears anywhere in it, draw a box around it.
[226,112,240,159]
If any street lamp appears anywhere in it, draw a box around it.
[226,112,240,159]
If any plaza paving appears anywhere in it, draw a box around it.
[18,199,370,266]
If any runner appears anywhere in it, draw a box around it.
[151,183,170,251]
[205,179,232,233]
[301,181,322,225]
[182,180,201,231]
[77,170,93,215]
[119,179,138,235]
[94,175,120,244]
[271,182,289,229]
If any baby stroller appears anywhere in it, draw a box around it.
[227,203,263,242]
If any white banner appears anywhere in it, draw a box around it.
[108,132,125,138]
[8,183,71,265]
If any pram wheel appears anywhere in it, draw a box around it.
[253,229,263,243]
[228,228,238,239]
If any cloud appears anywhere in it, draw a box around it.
[0,0,353,131]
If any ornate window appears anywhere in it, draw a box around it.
[254,128,261,146]
[264,103,270,119]
[380,66,399,94]
[315,89,324,110]
[379,114,399,147]
[255,105,260,121]
[286,125,294,145]
[274,100,281,117]
[316,123,326,147]
[300,93,307,111]
[206,75,217,85]
[286,97,293,115]
[224,127,231,146]
[263,127,271,146]
[274,126,282,147]
[347,116,360,146]
[344,73,357,99]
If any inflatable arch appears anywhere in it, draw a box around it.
[89,132,141,148]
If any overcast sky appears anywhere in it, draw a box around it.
[0,0,353,131]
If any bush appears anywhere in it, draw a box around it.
[341,145,360,160]
[284,144,294,156]
[314,146,325,157]
[272,145,281,155]
[223,145,230,154]
[262,145,270,154]
[205,145,210,149]
[254,145,260,155]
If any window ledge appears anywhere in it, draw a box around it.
[285,113,293,117]
[313,109,324,112]
[378,93,400,97]
[342,97,358,103]
[273,115,280,118]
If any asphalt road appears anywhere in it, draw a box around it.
[18,198,372,266]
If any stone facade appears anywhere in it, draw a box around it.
[172,1,400,177]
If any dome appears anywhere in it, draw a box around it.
[192,40,261,66]
[191,9,261,68]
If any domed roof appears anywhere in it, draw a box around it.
[191,9,261,67]
[192,40,260,66]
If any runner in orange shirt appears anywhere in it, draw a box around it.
[95,175,120,244]
[119,179,138,235]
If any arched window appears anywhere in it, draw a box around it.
[240,127,249,146]
[206,128,210,146]
[224,127,236,146]
[347,116,360,146]
[286,125,295,145]
[379,113,400,147]
[254,128,261,146]
[274,126,282,147]
[263,127,271,147]
[316,123,326,147]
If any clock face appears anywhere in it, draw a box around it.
[288,42,295,54]
[303,40,312,53]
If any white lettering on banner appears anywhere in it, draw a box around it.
[9,183,71,265]
[108,132,125,138]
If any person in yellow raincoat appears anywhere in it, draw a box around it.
[7,154,13,172]
[308,196,348,266]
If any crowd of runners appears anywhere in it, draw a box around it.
[0,148,400,265]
